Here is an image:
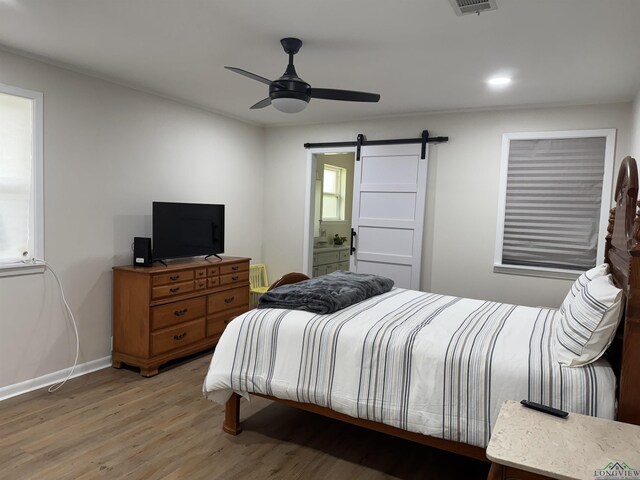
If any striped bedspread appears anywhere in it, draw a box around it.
[203,288,616,448]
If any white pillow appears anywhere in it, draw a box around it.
[554,274,623,367]
[559,263,609,317]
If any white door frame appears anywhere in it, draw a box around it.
[303,146,357,276]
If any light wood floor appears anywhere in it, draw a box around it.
[0,353,490,479]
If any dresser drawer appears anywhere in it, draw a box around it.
[152,280,194,300]
[325,264,339,274]
[151,297,206,331]
[339,250,349,261]
[315,265,328,276]
[207,277,220,289]
[207,286,249,312]
[150,318,205,355]
[316,251,340,266]
[206,307,247,337]
[207,266,220,277]
[220,270,249,286]
[220,262,248,275]
[195,278,207,290]
[195,268,207,279]
[152,270,194,286]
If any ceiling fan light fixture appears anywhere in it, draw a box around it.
[271,97,309,113]
[227,37,380,112]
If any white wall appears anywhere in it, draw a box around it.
[263,103,631,308]
[0,49,265,391]
[632,89,640,158]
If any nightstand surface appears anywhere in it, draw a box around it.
[487,400,640,480]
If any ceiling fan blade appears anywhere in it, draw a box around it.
[310,88,380,103]
[250,97,272,109]
[225,66,272,86]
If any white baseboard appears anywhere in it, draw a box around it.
[0,356,112,402]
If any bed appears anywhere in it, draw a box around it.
[203,156,640,461]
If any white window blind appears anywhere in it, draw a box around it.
[495,130,615,277]
[0,83,43,274]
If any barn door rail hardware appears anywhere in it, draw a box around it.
[303,130,448,160]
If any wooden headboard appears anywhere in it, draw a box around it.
[605,155,640,424]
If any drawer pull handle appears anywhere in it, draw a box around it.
[169,275,179,281]
[224,296,235,304]
[170,287,180,293]
[231,275,238,280]
[173,332,187,341]
[174,309,187,317]
[232,266,239,271]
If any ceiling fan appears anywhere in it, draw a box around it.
[225,37,381,113]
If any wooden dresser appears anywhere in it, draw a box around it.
[112,256,250,376]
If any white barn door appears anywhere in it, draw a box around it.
[350,143,428,289]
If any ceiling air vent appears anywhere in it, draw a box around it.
[449,0,497,16]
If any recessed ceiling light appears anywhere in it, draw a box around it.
[487,76,512,87]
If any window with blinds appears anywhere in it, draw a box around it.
[0,83,43,274]
[495,130,615,278]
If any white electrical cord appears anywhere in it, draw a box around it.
[27,259,80,392]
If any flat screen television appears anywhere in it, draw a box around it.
[152,202,225,261]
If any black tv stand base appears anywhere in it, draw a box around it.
[205,254,223,261]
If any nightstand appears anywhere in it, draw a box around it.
[487,400,640,480]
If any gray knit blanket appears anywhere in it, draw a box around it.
[257,270,394,314]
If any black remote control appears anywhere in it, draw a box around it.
[520,400,568,418]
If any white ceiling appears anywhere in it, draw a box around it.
[0,0,639,126]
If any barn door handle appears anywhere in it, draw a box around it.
[350,228,357,255]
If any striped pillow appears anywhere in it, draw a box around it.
[559,264,609,318]
[554,274,623,367]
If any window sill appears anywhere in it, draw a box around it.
[0,261,46,278]
[493,264,581,281]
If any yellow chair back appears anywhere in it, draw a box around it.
[249,264,269,307]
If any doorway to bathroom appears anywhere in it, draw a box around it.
[309,150,356,277]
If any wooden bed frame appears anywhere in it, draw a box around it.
[223,156,640,462]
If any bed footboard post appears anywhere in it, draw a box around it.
[223,392,243,435]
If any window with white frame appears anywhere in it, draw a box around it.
[322,164,347,221]
[0,83,44,275]
[494,129,615,279]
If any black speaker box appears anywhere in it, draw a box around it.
[133,237,152,267]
